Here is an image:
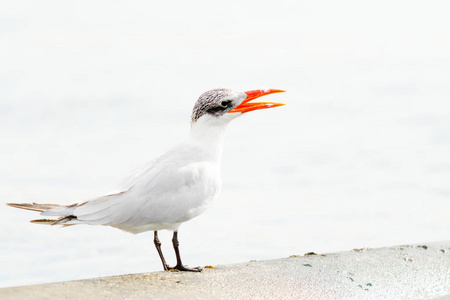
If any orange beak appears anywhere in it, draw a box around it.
[228,89,286,114]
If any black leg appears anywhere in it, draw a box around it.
[153,231,169,271]
[169,231,202,272]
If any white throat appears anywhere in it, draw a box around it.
[188,113,240,162]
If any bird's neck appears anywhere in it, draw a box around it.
[188,116,231,162]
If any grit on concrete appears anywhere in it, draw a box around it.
[2,242,450,300]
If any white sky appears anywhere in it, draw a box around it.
[1,0,449,103]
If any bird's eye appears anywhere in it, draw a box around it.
[206,100,232,115]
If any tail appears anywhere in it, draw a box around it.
[7,192,126,227]
[6,202,82,226]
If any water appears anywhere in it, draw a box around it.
[1,0,450,288]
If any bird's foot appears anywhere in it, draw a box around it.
[168,264,202,272]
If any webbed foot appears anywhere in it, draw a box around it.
[168,265,202,272]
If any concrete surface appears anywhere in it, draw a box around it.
[2,242,450,299]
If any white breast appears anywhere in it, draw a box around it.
[72,114,231,234]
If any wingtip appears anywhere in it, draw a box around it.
[30,219,57,225]
[7,202,29,208]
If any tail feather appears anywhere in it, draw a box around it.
[7,202,80,226]
[7,192,125,227]
[6,202,66,212]
[30,219,57,224]
[52,215,78,225]
[30,217,79,226]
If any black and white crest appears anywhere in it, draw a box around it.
[191,88,244,123]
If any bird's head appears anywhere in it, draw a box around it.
[191,88,285,125]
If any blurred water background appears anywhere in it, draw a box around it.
[1,0,450,288]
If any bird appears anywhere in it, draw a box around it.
[7,88,285,272]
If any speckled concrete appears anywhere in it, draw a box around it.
[2,242,450,299]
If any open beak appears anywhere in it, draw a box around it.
[228,89,286,114]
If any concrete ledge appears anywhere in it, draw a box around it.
[2,242,450,299]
